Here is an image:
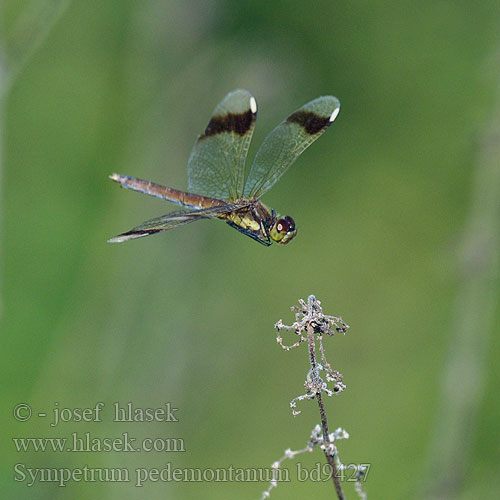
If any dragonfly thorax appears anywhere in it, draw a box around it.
[220,201,296,246]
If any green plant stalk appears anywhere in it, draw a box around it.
[425,78,500,498]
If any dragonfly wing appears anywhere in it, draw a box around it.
[243,96,340,198]
[107,203,245,243]
[188,89,257,200]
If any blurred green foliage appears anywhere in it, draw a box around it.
[1,1,500,498]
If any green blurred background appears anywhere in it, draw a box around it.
[2,1,500,498]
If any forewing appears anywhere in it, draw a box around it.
[188,89,257,201]
[107,203,245,243]
[243,96,340,198]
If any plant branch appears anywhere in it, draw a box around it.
[307,319,344,500]
[268,295,368,499]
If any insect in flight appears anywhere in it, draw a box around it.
[108,89,340,246]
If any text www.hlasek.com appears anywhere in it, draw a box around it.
[12,433,185,453]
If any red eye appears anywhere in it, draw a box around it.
[276,216,295,234]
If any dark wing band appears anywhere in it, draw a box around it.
[187,89,257,201]
[243,96,340,199]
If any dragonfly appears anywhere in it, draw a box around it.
[108,89,340,246]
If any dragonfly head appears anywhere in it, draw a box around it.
[270,215,297,245]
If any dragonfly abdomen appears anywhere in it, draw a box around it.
[109,173,225,209]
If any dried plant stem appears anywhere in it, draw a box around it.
[269,296,367,499]
[307,322,344,500]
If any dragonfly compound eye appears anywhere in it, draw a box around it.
[271,216,297,244]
